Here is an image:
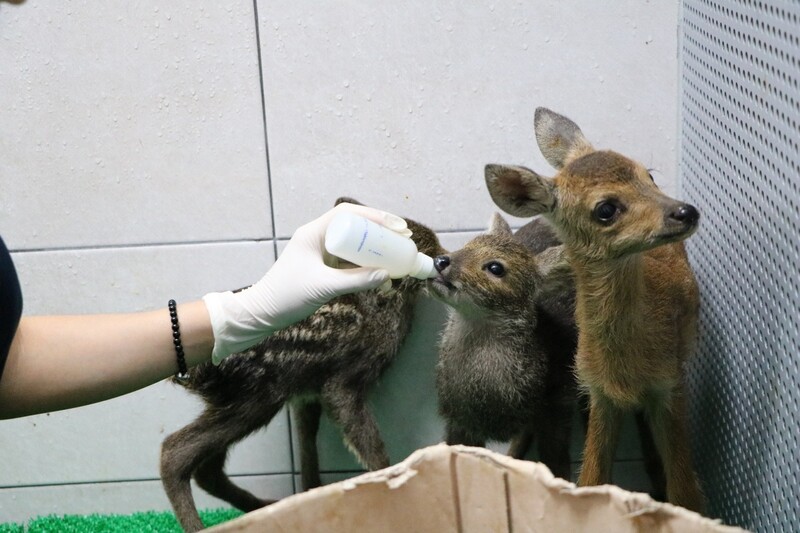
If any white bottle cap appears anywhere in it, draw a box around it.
[409,252,437,279]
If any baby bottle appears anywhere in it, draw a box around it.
[325,211,436,279]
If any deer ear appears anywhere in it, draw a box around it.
[534,107,595,169]
[335,196,363,207]
[487,212,512,236]
[535,245,569,278]
[534,245,574,304]
[485,164,556,218]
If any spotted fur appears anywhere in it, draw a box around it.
[160,198,443,532]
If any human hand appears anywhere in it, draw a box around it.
[203,202,410,363]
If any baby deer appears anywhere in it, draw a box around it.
[160,198,443,532]
[428,213,577,480]
[485,107,705,512]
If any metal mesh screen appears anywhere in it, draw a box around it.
[680,1,800,531]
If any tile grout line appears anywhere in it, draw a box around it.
[251,0,278,259]
[251,0,298,494]
[8,239,275,255]
[0,472,294,491]
[6,227,517,255]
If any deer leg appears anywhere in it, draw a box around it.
[578,394,623,487]
[194,451,276,512]
[322,387,390,471]
[577,392,590,430]
[445,422,486,448]
[160,405,280,532]
[161,423,206,533]
[293,400,323,490]
[537,397,575,481]
[634,410,667,501]
[507,429,534,459]
[645,391,706,513]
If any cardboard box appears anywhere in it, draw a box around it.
[208,444,746,532]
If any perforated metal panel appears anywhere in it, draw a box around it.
[680,1,800,531]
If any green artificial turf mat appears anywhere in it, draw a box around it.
[1,508,243,532]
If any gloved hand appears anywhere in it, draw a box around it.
[202,202,410,364]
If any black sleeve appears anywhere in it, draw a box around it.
[0,235,23,383]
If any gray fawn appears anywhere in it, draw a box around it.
[485,107,705,512]
[429,213,577,480]
[160,197,444,532]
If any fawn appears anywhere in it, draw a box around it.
[484,107,705,512]
[428,212,578,480]
[160,198,444,532]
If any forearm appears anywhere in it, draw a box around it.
[0,301,213,419]
[0,203,404,420]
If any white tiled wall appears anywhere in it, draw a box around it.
[0,0,679,524]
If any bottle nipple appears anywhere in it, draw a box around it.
[410,252,437,280]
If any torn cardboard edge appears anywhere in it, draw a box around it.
[206,443,747,532]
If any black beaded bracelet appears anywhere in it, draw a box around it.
[168,299,190,383]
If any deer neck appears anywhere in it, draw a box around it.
[446,306,537,347]
[569,251,646,346]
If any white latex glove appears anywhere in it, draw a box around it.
[202,202,411,364]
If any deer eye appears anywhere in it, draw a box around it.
[593,201,619,224]
[484,261,506,277]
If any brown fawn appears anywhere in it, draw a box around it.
[484,107,706,512]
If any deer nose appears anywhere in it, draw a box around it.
[670,204,700,226]
[434,255,451,273]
